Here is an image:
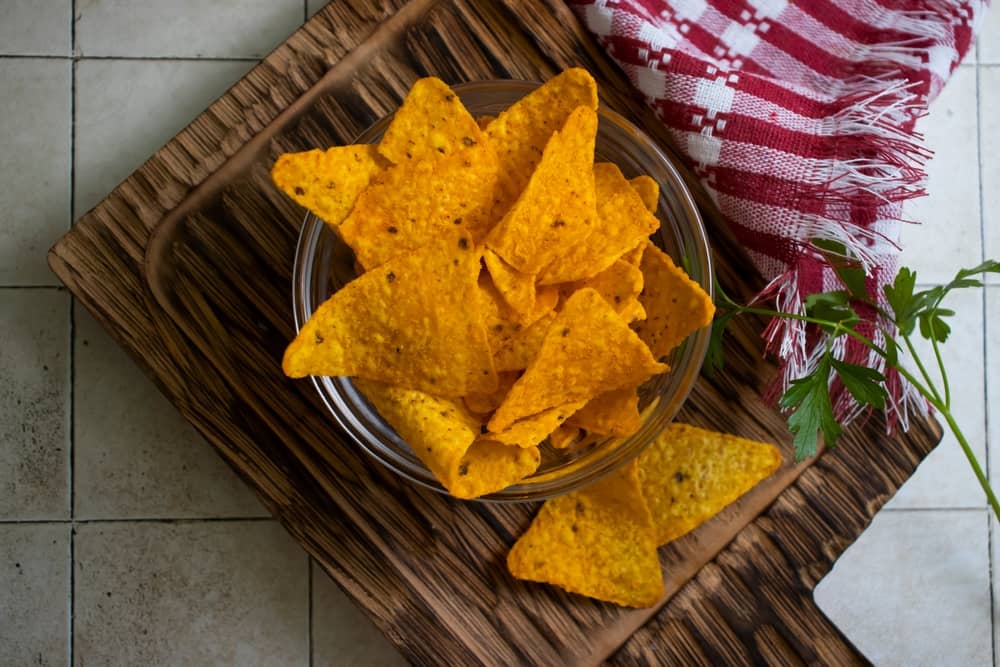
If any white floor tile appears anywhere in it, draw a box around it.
[308,0,326,17]
[75,0,302,58]
[0,523,69,666]
[73,309,266,519]
[900,67,980,284]
[981,67,1000,280]
[0,1,71,56]
[978,5,1000,64]
[74,520,308,666]
[0,290,70,520]
[985,288,1000,486]
[73,58,253,218]
[884,288,986,509]
[311,561,405,666]
[0,59,71,285]
[815,510,992,667]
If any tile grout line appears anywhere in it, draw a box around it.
[304,0,309,24]
[69,1,77,661]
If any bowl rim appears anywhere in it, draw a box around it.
[292,79,714,502]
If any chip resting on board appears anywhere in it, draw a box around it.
[507,460,663,607]
[486,106,599,275]
[638,423,782,544]
[270,145,386,228]
[489,288,667,432]
[632,243,715,360]
[568,387,642,438]
[378,77,483,164]
[487,68,599,210]
[356,380,538,499]
[339,142,500,269]
[282,233,497,396]
[538,162,660,284]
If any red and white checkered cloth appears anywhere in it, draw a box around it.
[569,0,987,428]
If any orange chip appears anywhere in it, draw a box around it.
[620,242,645,267]
[629,175,659,213]
[638,423,782,544]
[538,163,660,285]
[632,243,715,360]
[355,380,539,499]
[487,68,599,210]
[549,424,582,450]
[489,288,668,432]
[492,310,556,372]
[464,370,520,415]
[378,77,483,164]
[507,460,663,607]
[486,106,598,275]
[562,259,644,321]
[568,388,642,438]
[283,233,497,396]
[484,249,536,319]
[478,274,556,355]
[482,401,586,448]
[271,145,387,228]
[339,142,500,269]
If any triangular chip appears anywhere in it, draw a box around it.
[271,145,386,228]
[464,370,520,415]
[638,423,782,544]
[561,259,644,321]
[487,68,598,210]
[620,242,645,267]
[479,274,556,355]
[283,233,497,396]
[538,163,659,285]
[493,311,556,373]
[549,424,582,450]
[568,388,641,437]
[486,106,598,275]
[340,143,500,269]
[483,249,537,320]
[355,380,538,499]
[632,243,715,360]
[481,401,586,448]
[489,288,668,432]
[507,460,663,607]
[629,175,659,213]
[378,77,483,164]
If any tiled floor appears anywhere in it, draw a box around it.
[0,2,995,666]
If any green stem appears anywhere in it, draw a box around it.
[902,334,944,406]
[930,333,951,409]
[733,306,887,357]
[937,401,1000,520]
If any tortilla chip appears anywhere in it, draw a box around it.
[464,370,520,415]
[283,233,497,396]
[339,143,500,269]
[549,424,581,450]
[355,380,538,499]
[484,249,536,319]
[620,300,646,323]
[271,145,386,228]
[487,68,599,210]
[620,242,645,267]
[493,310,556,373]
[489,288,668,432]
[538,163,659,285]
[562,259,644,320]
[507,460,663,607]
[482,401,586,448]
[378,77,483,164]
[568,388,642,437]
[478,274,557,356]
[629,175,659,213]
[638,423,782,544]
[486,106,598,275]
[632,243,715,360]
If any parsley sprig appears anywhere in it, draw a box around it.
[708,248,1000,518]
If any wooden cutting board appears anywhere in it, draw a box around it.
[49,1,940,664]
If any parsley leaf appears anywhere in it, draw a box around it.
[804,291,859,335]
[830,358,888,410]
[778,354,842,460]
[918,307,954,343]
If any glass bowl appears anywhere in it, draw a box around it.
[292,80,712,502]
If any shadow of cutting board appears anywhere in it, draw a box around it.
[49,1,940,664]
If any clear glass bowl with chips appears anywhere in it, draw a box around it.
[293,80,712,502]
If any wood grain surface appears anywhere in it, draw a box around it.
[49,1,940,664]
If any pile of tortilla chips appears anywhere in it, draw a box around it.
[508,423,782,607]
[276,69,716,499]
